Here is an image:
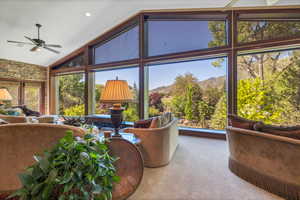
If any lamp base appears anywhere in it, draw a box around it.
[110,104,124,137]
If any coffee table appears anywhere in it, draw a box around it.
[98,131,141,145]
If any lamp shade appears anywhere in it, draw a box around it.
[100,80,133,103]
[0,88,12,101]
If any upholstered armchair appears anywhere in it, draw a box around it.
[123,119,179,167]
[227,126,300,200]
[0,115,56,124]
[0,123,85,193]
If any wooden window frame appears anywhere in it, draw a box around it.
[48,6,300,137]
[0,78,46,114]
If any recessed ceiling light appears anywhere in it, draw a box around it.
[85,12,91,17]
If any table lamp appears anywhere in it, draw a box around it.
[100,78,133,137]
[0,88,12,106]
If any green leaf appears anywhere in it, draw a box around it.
[46,169,57,182]
[63,182,74,194]
[19,174,34,188]
[42,183,54,199]
[39,158,50,173]
[31,182,44,196]
[92,184,103,194]
[112,176,121,183]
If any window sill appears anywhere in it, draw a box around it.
[86,114,227,140]
[179,127,226,140]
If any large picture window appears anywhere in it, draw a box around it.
[94,67,139,122]
[93,25,139,65]
[148,57,227,130]
[237,49,300,125]
[58,73,85,116]
[147,20,227,56]
[24,82,42,112]
[238,13,300,44]
[0,81,20,106]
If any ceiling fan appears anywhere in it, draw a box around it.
[224,0,280,9]
[7,23,62,54]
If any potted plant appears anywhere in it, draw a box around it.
[8,131,120,200]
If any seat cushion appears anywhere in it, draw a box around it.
[133,118,152,128]
[228,114,257,130]
[254,122,300,140]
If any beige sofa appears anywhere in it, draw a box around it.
[0,123,85,193]
[227,126,300,200]
[124,119,179,167]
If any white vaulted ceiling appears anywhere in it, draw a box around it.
[0,0,299,66]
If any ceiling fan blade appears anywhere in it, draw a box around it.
[7,40,34,45]
[45,44,62,48]
[43,46,60,54]
[30,46,39,52]
[24,36,38,45]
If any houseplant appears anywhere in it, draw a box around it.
[8,131,120,200]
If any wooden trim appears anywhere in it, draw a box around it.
[139,13,145,119]
[235,37,300,52]
[142,6,300,13]
[143,47,231,63]
[49,47,85,69]
[50,66,86,75]
[88,59,139,71]
[40,82,46,114]
[84,69,89,115]
[179,129,226,140]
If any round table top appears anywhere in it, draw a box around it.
[98,132,141,145]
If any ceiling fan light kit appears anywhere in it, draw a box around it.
[7,23,62,54]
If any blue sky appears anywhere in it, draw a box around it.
[95,58,227,90]
[94,20,227,89]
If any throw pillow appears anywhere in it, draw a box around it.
[254,122,300,140]
[228,114,258,130]
[149,116,161,128]
[160,112,173,127]
[0,119,8,125]
[134,118,153,128]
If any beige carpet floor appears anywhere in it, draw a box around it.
[129,136,282,200]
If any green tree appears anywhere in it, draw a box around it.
[198,100,214,128]
[59,74,85,115]
[184,84,194,121]
[171,73,200,96]
[63,104,85,116]
[210,94,227,130]
[170,95,186,118]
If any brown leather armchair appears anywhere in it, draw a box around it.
[0,123,85,193]
[123,119,179,167]
[227,126,300,200]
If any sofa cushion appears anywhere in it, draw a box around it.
[149,116,161,128]
[228,114,258,130]
[134,118,153,128]
[254,122,300,140]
